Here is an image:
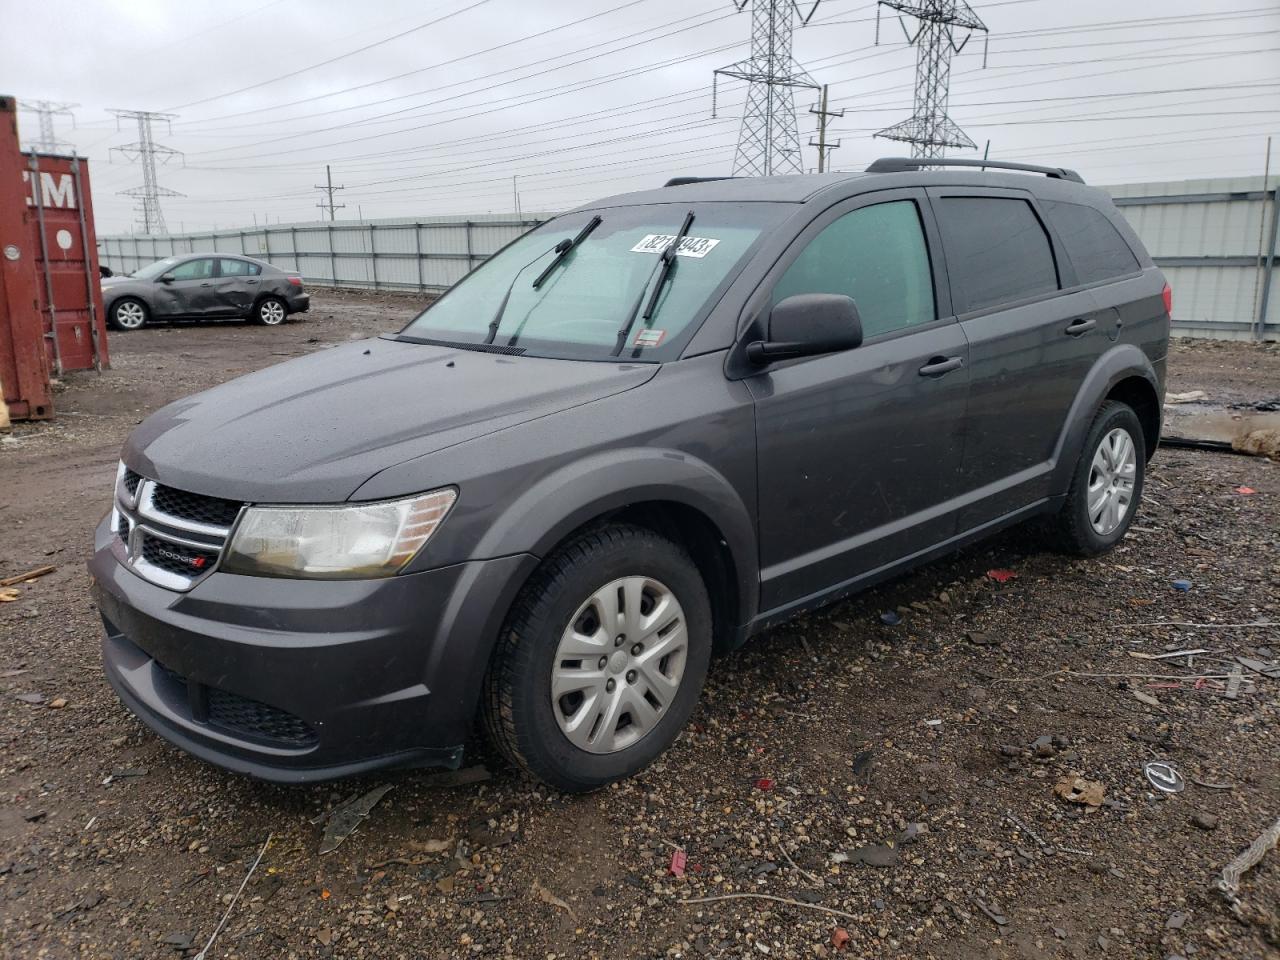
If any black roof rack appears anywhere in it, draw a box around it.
[865,157,1085,184]
[664,176,740,187]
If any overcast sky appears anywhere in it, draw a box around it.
[3,0,1277,234]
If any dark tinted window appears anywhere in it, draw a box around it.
[1041,199,1140,285]
[219,258,261,277]
[169,258,215,281]
[936,197,1058,312]
[772,200,935,338]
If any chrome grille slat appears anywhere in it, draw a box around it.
[114,464,243,591]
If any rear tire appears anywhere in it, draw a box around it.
[108,298,147,331]
[1047,400,1146,556]
[484,524,712,793]
[254,296,287,326]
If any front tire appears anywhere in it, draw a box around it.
[1048,400,1146,555]
[484,524,712,793]
[108,298,147,331]
[255,296,287,326]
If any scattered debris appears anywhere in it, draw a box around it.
[102,767,147,786]
[679,893,859,922]
[1192,812,1219,831]
[753,777,775,791]
[972,897,1009,926]
[986,569,1018,583]
[1128,648,1209,661]
[1224,664,1244,701]
[0,564,56,587]
[778,843,822,885]
[1132,690,1162,707]
[1165,390,1208,404]
[669,848,687,878]
[852,843,899,868]
[879,610,901,626]
[534,881,577,920]
[192,833,271,960]
[1172,579,1192,592]
[14,692,45,704]
[0,588,21,602]
[1215,817,1280,922]
[830,927,850,951]
[1144,762,1186,794]
[1234,486,1257,495]
[162,932,194,952]
[1190,777,1236,791]
[48,697,67,709]
[1054,775,1106,807]
[317,785,393,855]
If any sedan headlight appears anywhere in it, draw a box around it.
[221,488,456,579]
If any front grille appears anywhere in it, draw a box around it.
[151,484,242,528]
[140,533,217,578]
[156,661,317,748]
[207,688,317,747]
[114,463,243,591]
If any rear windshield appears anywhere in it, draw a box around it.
[397,203,787,361]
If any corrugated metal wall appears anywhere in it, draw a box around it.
[96,176,1280,340]
[97,214,547,296]
[1104,176,1278,340]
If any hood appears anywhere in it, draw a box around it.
[124,337,659,503]
[100,275,132,287]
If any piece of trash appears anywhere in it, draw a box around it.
[316,929,332,946]
[191,833,271,960]
[1172,579,1192,592]
[852,843,899,868]
[23,810,47,822]
[0,564,56,587]
[753,777,775,791]
[669,848,687,877]
[879,610,901,626]
[1215,816,1280,920]
[1054,775,1106,807]
[14,692,45,704]
[317,784,393,855]
[1165,390,1208,404]
[1165,912,1187,930]
[0,668,29,678]
[102,767,147,786]
[899,823,926,845]
[1132,691,1161,707]
[1192,811,1219,831]
[162,932,194,951]
[534,881,577,920]
[986,569,1017,583]
[1143,761,1185,794]
[972,897,1009,926]
[1234,486,1257,495]
[829,851,850,864]
[831,927,850,950]
[1129,648,1208,661]
[0,589,21,602]
[923,718,942,726]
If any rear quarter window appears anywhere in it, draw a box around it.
[935,196,1059,313]
[1040,199,1140,285]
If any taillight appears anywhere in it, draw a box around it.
[287,276,303,287]
[1161,282,1172,318]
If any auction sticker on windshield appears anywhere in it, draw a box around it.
[629,235,721,258]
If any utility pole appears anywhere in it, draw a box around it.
[808,84,844,172]
[873,1,989,162]
[513,175,522,221]
[109,109,183,235]
[18,99,77,153]
[714,2,823,177]
[315,164,345,221]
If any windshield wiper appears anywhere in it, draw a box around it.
[611,210,694,357]
[531,215,601,290]
[484,240,567,344]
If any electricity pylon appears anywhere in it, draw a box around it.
[714,1,823,177]
[109,109,184,235]
[873,1,988,161]
[19,100,77,153]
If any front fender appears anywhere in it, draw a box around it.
[1049,342,1160,497]
[469,447,760,628]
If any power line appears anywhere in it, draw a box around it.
[109,109,184,235]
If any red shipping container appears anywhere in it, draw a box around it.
[0,94,109,422]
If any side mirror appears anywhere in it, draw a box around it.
[158,273,175,283]
[746,293,863,364]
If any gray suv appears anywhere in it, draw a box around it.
[90,159,1169,792]
[102,254,310,330]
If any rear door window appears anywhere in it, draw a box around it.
[1040,199,1140,284]
[934,197,1058,313]
[218,258,261,277]
[771,199,936,339]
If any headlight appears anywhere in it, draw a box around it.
[221,488,456,579]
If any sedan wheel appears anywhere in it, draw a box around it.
[257,298,286,325]
[111,299,147,331]
[1087,427,1137,536]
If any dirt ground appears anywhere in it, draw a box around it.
[1,291,1278,960]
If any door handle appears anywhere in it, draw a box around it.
[199,281,213,287]
[918,355,963,377]
[246,279,258,284]
[1065,317,1096,336]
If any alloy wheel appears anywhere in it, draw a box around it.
[1087,426,1137,535]
[550,576,688,754]
[114,301,146,330]
[259,300,286,325]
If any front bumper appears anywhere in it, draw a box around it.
[90,515,535,782]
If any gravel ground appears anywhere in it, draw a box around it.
[1,292,1277,960]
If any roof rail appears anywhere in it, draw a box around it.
[865,157,1085,184]
[664,176,740,187]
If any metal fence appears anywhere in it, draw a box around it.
[97,176,1280,340]
[98,214,548,294]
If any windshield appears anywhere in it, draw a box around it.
[131,257,179,280]
[398,203,787,361]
